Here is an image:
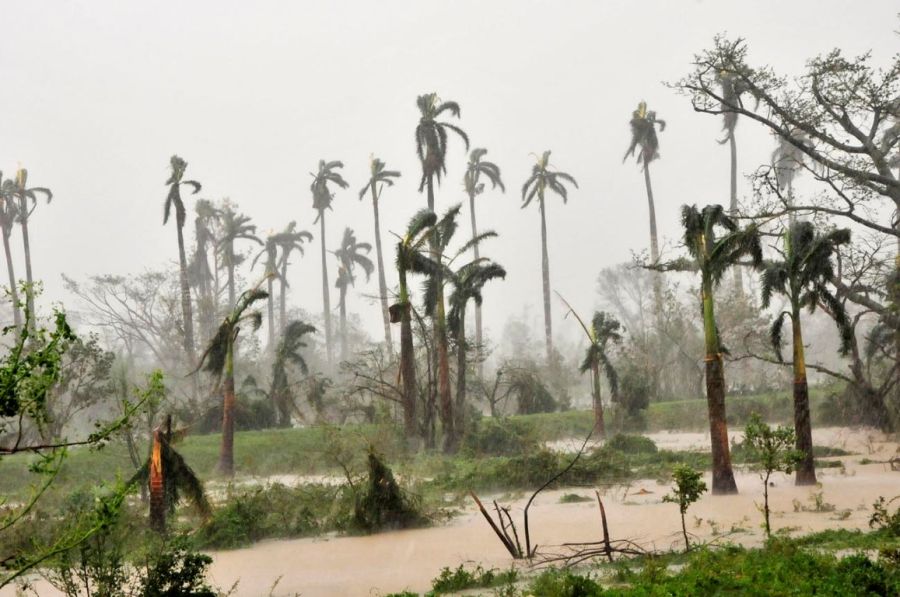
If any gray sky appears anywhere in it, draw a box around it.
[1,0,897,348]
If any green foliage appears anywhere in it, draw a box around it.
[429,564,517,594]
[353,450,425,532]
[663,464,707,550]
[460,417,539,457]
[744,414,804,536]
[528,568,604,596]
[615,366,651,418]
[559,493,593,503]
[870,496,900,537]
[606,434,657,455]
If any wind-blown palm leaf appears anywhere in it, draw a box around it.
[415,93,469,191]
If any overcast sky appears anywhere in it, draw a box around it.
[1,0,897,350]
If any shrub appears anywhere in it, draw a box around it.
[352,450,425,532]
[528,569,604,596]
[460,417,539,457]
[606,433,657,454]
[870,496,900,536]
[429,564,517,594]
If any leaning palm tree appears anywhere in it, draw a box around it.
[623,102,666,268]
[521,151,578,363]
[561,304,622,438]
[463,148,505,375]
[447,258,506,433]
[310,159,349,369]
[196,281,269,476]
[271,320,316,427]
[252,234,281,352]
[415,93,469,210]
[11,168,52,333]
[359,157,401,353]
[0,176,22,329]
[334,228,374,362]
[273,222,313,333]
[761,221,852,485]
[129,417,210,532]
[216,206,262,310]
[162,157,200,360]
[391,209,439,437]
[680,204,762,494]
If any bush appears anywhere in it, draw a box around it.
[528,569,604,596]
[870,496,900,536]
[606,433,657,454]
[429,564,517,594]
[460,417,539,457]
[352,450,425,532]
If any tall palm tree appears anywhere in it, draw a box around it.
[271,320,316,427]
[216,206,262,310]
[681,204,762,494]
[11,168,52,333]
[310,159,349,370]
[447,258,506,432]
[521,151,578,363]
[273,222,313,333]
[761,221,852,485]
[334,227,374,362]
[0,176,22,329]
[623,102,666,265]
[196,281,269,476]
[391,209,438,437]
[252,234,281,352]
[189,199,221,342]
[577,311,623,437]
[463,148,505,376]
[771,129,815,225]
[359,157,401,353]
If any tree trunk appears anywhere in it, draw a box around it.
[539,193,553,363]
[729,134,744,297]
[455,310,467,433]
[218,339,236,476]
[319,214,333,370]
[469,191,484,379]
[266,274,275,353]
[371,184,393,353]
[791,311,817,485]
[2,226,22,330]
[644,165,663,316]
[436,288,455,453]
[279,261,288,333]
[17,202,36,333]
[339,285,347,362]
[398,276,418,438]
[149,430,166,532]
[591,361,605,437]
[702,279,738,494]
[175,221,196,363]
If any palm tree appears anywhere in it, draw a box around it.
[577,311,623,437]
[252,234,281,352]
[771,129,815,225]
[129,417,210,532]
[761,221,852,485]
[271,320,316,427]
[334,228,374,362]
[310,159,349,369]
[448,258,506,432]
[623,102,666,266]
[196,281,269,476]
[11,168,52,333]
[415,93,469,210]
[189,199,221,342]
[162,157,201,361]
[216,206,262,310]
[681,204,762,494]
[718,73,751,295]
[391,209,438,437]
[521,151,578,363]
[359,157,401,353]
[0,176,22,329]
[463,148,505,375]
[273,222,313,333]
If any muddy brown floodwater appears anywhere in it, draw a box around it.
[6,427,898,596]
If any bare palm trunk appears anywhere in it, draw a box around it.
[218,340,236,476]
[17,204,37,332]
[398,272,418,437]
[702,278,738,494]
[643,165,663,314]
[279,261,288,333]
[339,285,348,362]
[455,309,467,432]
[469,191,484,379]
[266,275,275,353]
[2,226,22,329]
[370,184,393,353]
[319,214,333,370]
[175,222,196,362]
[791,310,817,485]
[729,134,744,296]
[591,361,605,437]
[227,261,236,312]
[539,193,553,363]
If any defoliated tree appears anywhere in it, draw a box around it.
[761,221,852,485]
[310,160,349,370]
[680,204,762,494]
[463,148,505,376]
[359,157,401,352]
[334,228,374,362]
[162,156,200,361]
[521,151,578,363]
[392,209,438,438]
[196,282,268,476]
